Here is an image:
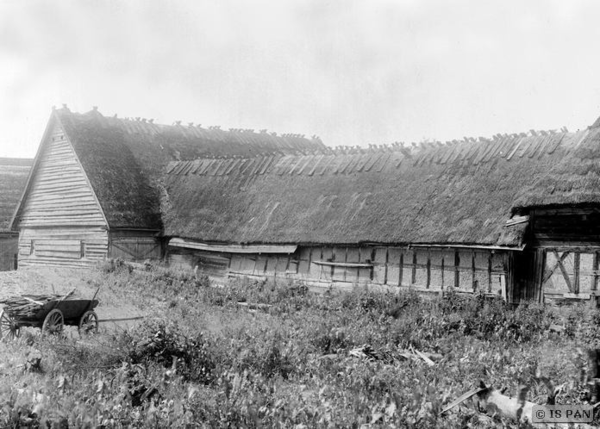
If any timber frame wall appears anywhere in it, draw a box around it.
[167,244,512,298]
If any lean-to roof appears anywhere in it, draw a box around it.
[0,158,32,232]
[163,127,596,247]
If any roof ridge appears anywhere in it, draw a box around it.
[55,106,326,149]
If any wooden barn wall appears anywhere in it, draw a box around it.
[169,244,510,297]
[168,246,231,277]
[0,236,18,271]
[18,227,108,268]
[15,122,110,268]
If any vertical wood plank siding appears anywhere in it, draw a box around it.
[17,123,109,267]
[168,244,512,299]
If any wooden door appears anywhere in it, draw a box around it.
[110,238,162,261]
[512,249,543,303]
[542,249,597,300]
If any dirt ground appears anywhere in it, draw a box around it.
[0,267,145,334]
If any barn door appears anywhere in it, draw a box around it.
[110,238,162,261]
[512,249,543,302]
[542,249,598,300]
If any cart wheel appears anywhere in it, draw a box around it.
[78,311,98,336]
[42,309,64,336]
[0,310,20,340]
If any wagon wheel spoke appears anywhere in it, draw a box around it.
[78,311,98,336]
[0,310,20,340]
[42,309,64,336]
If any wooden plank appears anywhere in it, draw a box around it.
[312,260,373,268]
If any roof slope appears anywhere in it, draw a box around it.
[163,128,591,247]
[51,107,326,230]
[0,158,33,231]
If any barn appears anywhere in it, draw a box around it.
[10,106,324,268]
[12,106,600,304]
[162,120,600,304]
[0,158,33,270]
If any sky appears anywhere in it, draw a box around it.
[2,0,600,158]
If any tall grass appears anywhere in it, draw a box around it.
[0,262,598,427]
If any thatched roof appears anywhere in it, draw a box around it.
[0,158,32,232]
[17,107,325,231]
[163,127,594,247]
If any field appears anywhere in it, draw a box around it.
[0,262,599,428]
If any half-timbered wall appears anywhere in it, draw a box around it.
[523,207,600,302]
[168,244,510,298]
[17,123,109,267]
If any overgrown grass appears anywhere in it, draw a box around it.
[1,262,599,427]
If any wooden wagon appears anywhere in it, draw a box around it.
[0,295,99,339]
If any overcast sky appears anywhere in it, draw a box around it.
[2,0,600,158]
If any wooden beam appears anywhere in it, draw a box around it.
[488,253,493,293]
[454,250,460,288]
[441,257,445,290]
[594,252,599,292]
[412,251,417,285]
[399,252,404,286]
[471,250,476,291]
[384,247,389,285]
[542,251,570,285]
[574,252,581,295]
[553,250,573,293]
[426,250,431,288]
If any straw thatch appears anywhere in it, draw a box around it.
[162,128,593,247]
[24,108,326,231]
[0,158,32,232]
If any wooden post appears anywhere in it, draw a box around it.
[574,252,581,295]
[471,250,476,291]
[488,253,493,293]
[370,248,375,281]
[426,250,431,288]
[332,247,337,281]
[594,252,599,292]
[454,250,460,288]
[411,251,417,284]
[384,247,389,285]
[399,251,404,286]
[593,252,599,308]
[343,247,348,282]
[441,257,445,290]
